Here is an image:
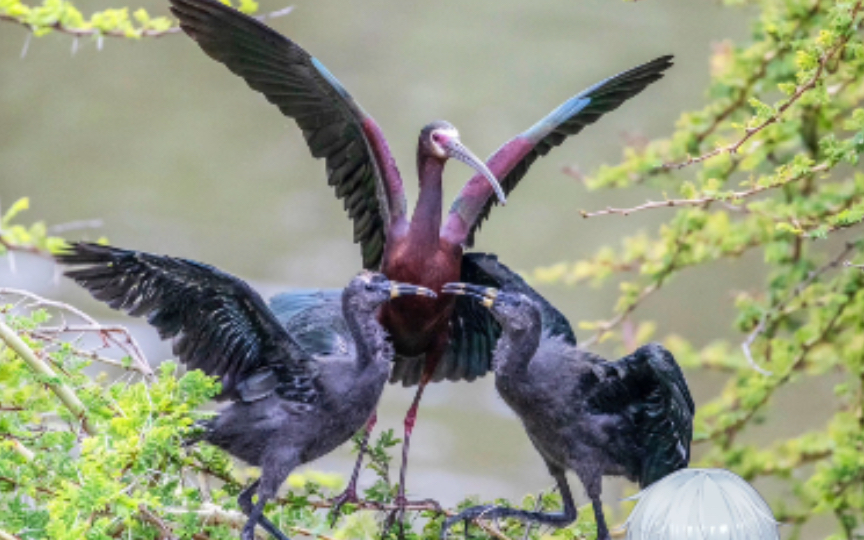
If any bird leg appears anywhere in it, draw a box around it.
[240,456,298,540]
[237,480,292,540]
[439,472,576,540]
[383,373,443,533]
[329,412,377,526]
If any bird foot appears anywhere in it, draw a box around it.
[382,496,443,536]
[440,505,495,540]
[329,486,360,527]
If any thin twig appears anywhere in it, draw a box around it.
[582,283,659,348]
[3,437,35,461]
[580,162,829,218]
[660,0,862,171]
[0,319,98,435]
[844,261,864,270]
[0,6,294,39]
[138,506,180,540]
[0,288,154,379]
[49,219,104,234]
[0,530,22,540]
[0,235,52,259]
[741,240,858,374]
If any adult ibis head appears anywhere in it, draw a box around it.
[418,120,507,205]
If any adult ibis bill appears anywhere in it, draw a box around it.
[168,0,674,522]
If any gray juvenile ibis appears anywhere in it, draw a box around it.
[56,242,435,540]
[167,0,674,522]
[440,282,694,540]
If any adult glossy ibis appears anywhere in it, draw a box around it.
[440,282,694,540]
[168,0,674,518]
[56,242,435,540]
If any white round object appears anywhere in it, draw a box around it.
[624,468,780,540]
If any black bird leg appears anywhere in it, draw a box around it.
[238,480,292,540]
[240,456,299,540]
[578,473,610,540]
[439,471,576,540]
[330,412,377,526]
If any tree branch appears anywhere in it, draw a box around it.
[741,239,858,374]
[580,162,829,218]
[0,319,97,435]
[659,0,862,171]
[0,6,294,39]
[0,288,154,380]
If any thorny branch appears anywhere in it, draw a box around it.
[0,6,294,40]
[0,319,98,435]
[0,288,154,379]
[580,162,829,218]
[741,239,859,374]
[659,0,863,171]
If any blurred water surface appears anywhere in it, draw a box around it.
[0,1,833,534]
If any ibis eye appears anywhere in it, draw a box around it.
[432,132,443,144]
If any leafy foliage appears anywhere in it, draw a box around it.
[0,0,258,39]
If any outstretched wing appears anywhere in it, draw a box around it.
[389,253,575,386]
[57,243,316,402]
[443,56,674,247]
[585,343,694,487]
[170,0,406,269]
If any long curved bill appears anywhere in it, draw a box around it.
[388,282,437,299]
[444,140,507,205]
[441,282,498,308]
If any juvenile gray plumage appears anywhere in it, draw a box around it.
[440,283,694,540]
[56,242,435,540]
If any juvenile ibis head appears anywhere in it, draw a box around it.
[442,282,537,331]
[348,271,437,312]
[419,120,507,205]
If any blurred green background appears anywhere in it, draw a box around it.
[0,1,829,534]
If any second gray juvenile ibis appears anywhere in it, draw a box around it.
[440,282,694,540]
[56,242,435,540]
[167,0,675,521]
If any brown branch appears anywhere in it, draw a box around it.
[581,283,659,348]
[0,235,52,259]
[0,6,293,39]
[0,288,154,380]
[580,162,829,218]
[691,0,823,146]
[0,319,98,435]
[741,239,858,374]
[661,0,863,171]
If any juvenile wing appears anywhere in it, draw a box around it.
[57,242,316,402]
[585,343,694,486]
[170,0,406,269]
[443,56,673,247]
